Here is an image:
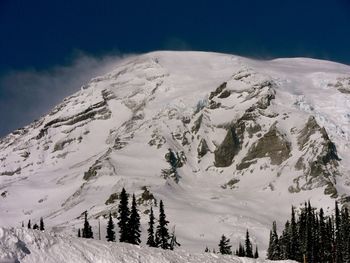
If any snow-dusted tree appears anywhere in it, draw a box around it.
[146,207,156,247]
[218,234,232,255]
[127,194,141,245]
[117,188,130,242]
[27,219,31,229]
[106,212,116,242]
[78,229,81,238]
[33,223,39,230]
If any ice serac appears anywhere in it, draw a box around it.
[1,51,350,254]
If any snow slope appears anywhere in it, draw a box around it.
[0,51,350,256]
[0,227,296,263]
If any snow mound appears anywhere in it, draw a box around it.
[0,227,295,263]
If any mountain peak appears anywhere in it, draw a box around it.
[1,51,350,253]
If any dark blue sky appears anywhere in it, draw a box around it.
[0,0,350,136]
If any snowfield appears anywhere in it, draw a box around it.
[0,227,296,263]
[1,51,350,257]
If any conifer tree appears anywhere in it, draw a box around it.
[106,212,116,242]
[82,211,93,238]
[156,200,170,249]
[318,208,327,262]
[238,242,245,257]
[280,220,292,259]
[335,201,343,263]
[33,223,39,230]
[290,206,301,261]
[21,222,24,227]
[27,219,31,229]
[254,245,259,258]
[341,207,350,262]
[128,194,141,245]
[245,229,253,258]
[117,188,130,242]
[147,207,156,247]
[205,246,210,253]
[78,229,81,237]
[218,234,232,255]
[39,217,44,231]
[267,221,281,260]
[327,217,335,263]
[305,201,314,262]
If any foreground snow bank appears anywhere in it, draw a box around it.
[0,227,295,263]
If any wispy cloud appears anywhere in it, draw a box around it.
[0,52,132,137]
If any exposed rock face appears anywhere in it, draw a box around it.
[293,116,341,197]
[197,138,209,158]
[83,160,102,181]
[238,125,291,170]
[209,82,227,100]
[36,99,111,140]
[214,126,241,167]
[327,77,350,94]
[191,114,203,134]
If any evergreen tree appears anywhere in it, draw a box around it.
[78,229,81,237]
[39,217,44,231]
[33,223,39,230]
[305,201,314,263]
[238,242,245,257]
[21,222,24,227]
[147,207,156,247]
[318,208,327,262]
[254,245,259,258]
[267,221,281,260]
[327,217,335,263]
[117,188,130,242]
[205,246,210,253]
[27,219,31,229]
[312,213,320,263]
[341,207,350,262]
[335,201,343,263]
[245,230,253,258]
[106,212,116,242]
[82,211,93,238]
[156,200,170,249]
[280,220,292,259]
[290,206,301,261]
[218,235,232,255]
[127,194,141,245]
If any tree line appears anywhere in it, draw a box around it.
[79,188,180,250]
[267,201,350,263]
[23,217,45,231]
[209,229,259,258]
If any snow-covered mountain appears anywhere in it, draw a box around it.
[0,227,296,263]
[1,51,350,255]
